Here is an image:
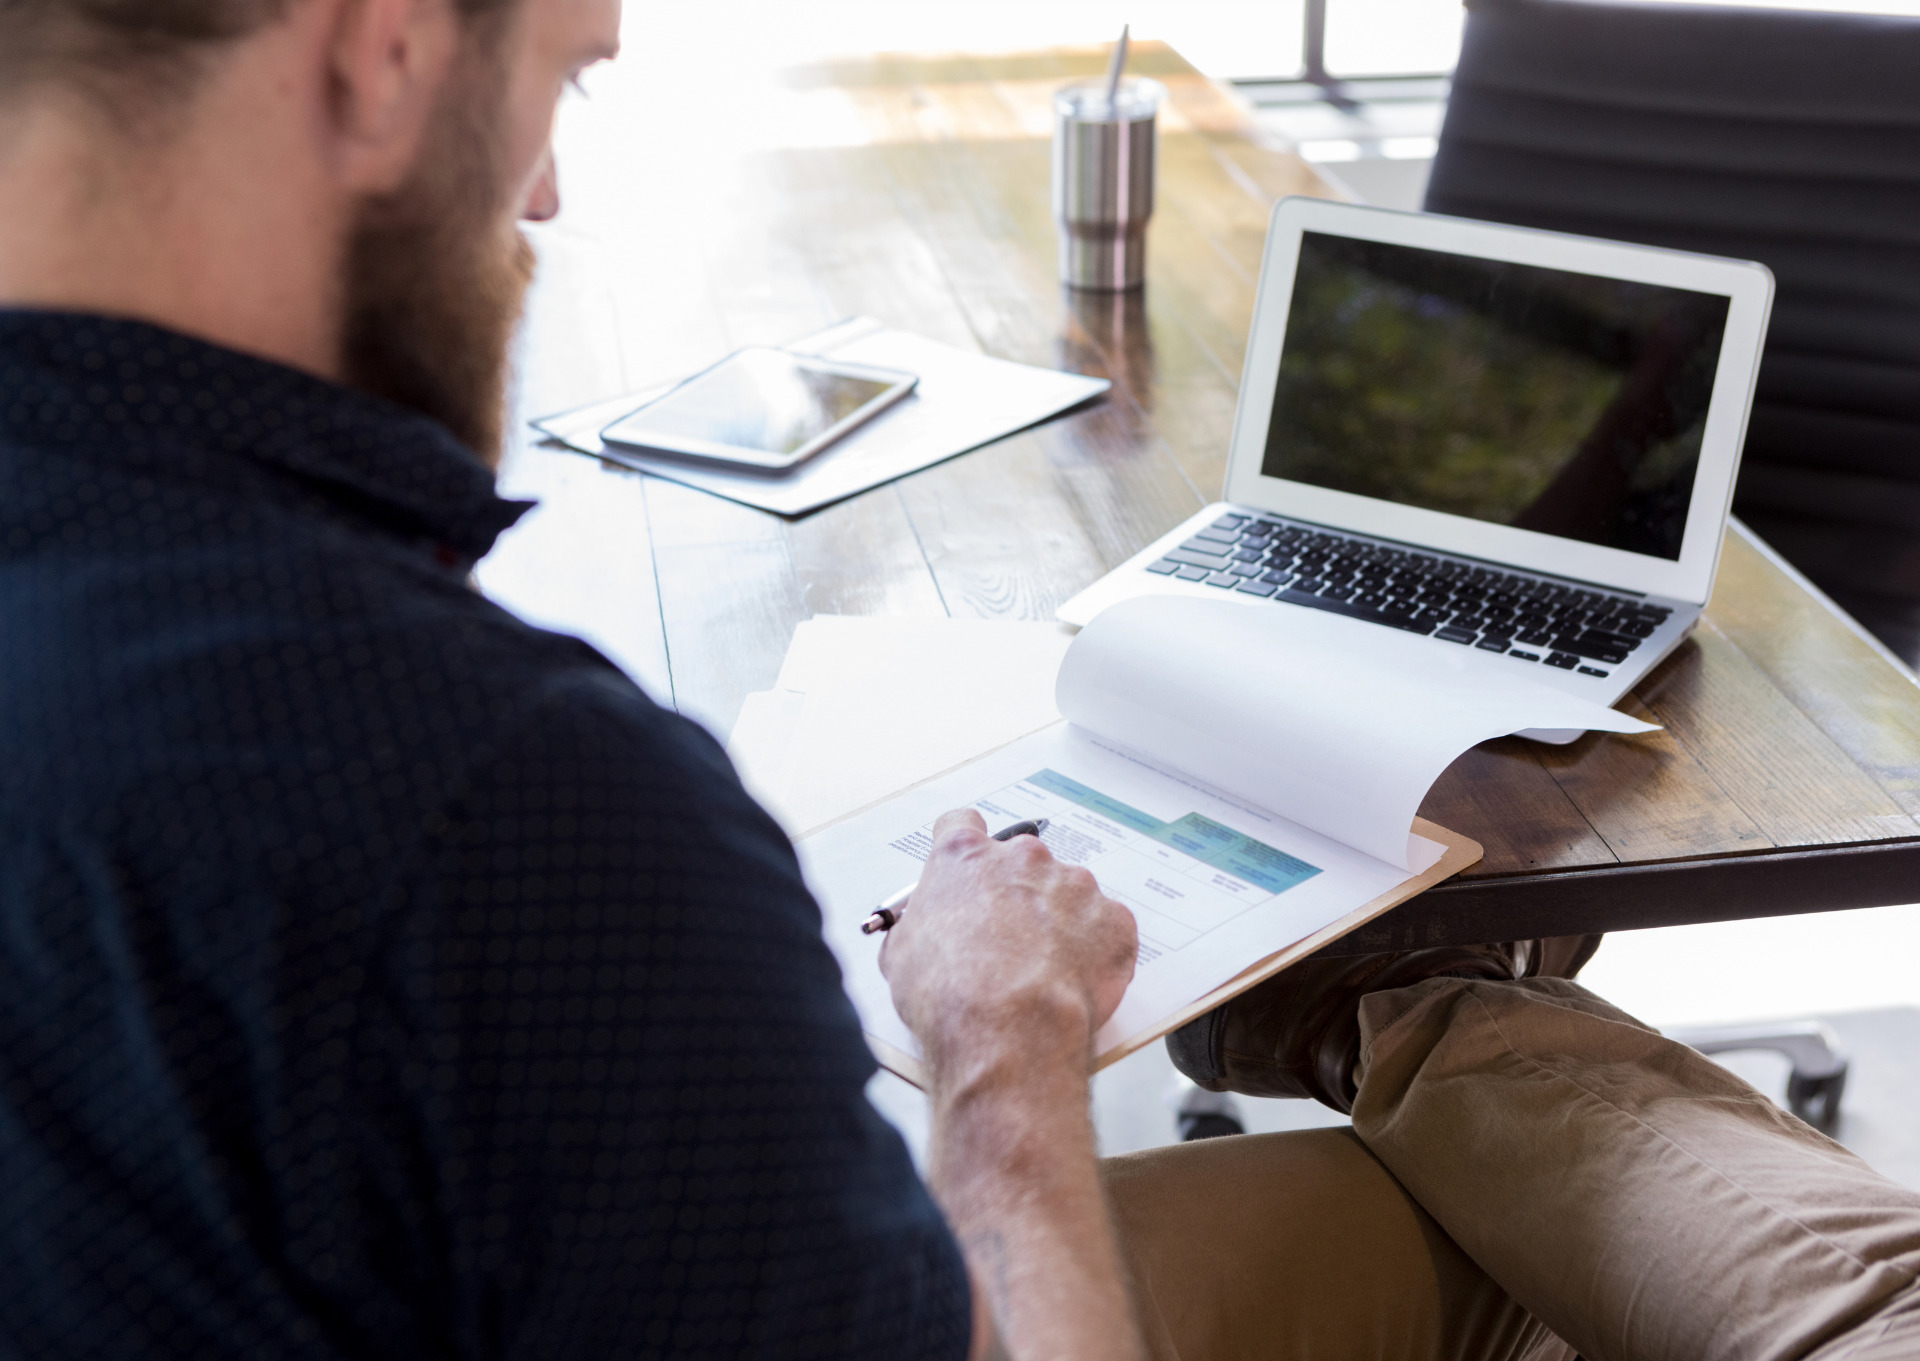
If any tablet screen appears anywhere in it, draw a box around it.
[619,349,897,457]
[1261,232,1731,561]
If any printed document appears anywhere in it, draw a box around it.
[797,595,1657,1081]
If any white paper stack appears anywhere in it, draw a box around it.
[798,598,1659,1078]
[727,614,1077,837]
[531,318,1111,517]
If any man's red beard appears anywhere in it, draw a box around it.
[341,26,533,468]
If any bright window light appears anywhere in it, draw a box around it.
[622,1,1920,88]
[1299,139,1364,163]
[1381,135,1439,160]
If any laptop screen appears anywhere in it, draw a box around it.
[1260,231,1732,563]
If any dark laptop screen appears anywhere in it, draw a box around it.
[1260,231,1731,562]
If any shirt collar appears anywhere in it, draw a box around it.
[0,310,532,564]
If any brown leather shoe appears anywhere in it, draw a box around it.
[1166,934,1604,1114]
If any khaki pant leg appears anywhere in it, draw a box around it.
[1354,978,1920,1361]
[1102,1127,1571,1361]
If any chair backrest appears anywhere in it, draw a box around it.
[1424,0,1920,614]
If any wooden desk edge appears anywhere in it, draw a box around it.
[1727,517,1920,685]
[1323,836,1920,953]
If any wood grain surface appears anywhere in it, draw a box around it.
[493,40,1920,940]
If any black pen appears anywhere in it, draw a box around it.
[859,818,1050,935]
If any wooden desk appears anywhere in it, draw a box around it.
[491,41,1920,951]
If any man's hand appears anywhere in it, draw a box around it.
[879,810,1146,1361]
[880,809,1137,1083]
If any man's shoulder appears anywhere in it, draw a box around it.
[426,647,810,923]
[0,436,738,907]
[263,554,754,880]
[443,629,749,828]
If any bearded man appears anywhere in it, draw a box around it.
[9,3,1920,1361]
[0,1,1146,1356]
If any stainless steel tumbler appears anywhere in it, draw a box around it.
[1052,77,1162,292]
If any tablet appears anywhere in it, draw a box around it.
[601,347,917,471]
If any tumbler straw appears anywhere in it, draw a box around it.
[1102,24,1131,110]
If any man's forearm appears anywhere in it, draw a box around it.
[880,812,1146,1359]
[928,1057,1148,1361]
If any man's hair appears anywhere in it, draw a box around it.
[0,0,512,116]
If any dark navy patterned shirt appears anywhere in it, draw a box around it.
[0,312,971,1360]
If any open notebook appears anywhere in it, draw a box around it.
[797,596,1656,1087]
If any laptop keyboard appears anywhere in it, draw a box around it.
[1144,513,1673,679]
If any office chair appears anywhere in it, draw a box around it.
[1417,1,1885,1128]
[1424,0,1920,666]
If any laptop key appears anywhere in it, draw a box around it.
[1230,562,1264,577]
[1236,580,1279,597]
[1174,565,1211,581]
[1184,534,1235,552]
[1211,515,1247,531]
[1167,548,1232,570]
[1435,627,1475,644]
[1577,665,1610,677]
[1550,632,1631,664]
[1147,558,1181,575]
[1276,589,1435,634]
[1509,650,1542,662]
[1205,572,1241,588]
[1476,637,1510,653]
[1573,629,1637,658]
[1544,652,1579,670]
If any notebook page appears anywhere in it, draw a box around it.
[1057,596,1657,870]
[728,616,1075,837]
[799,721,1446,1071]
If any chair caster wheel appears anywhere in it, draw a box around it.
[1178,1112,1246,1141]
[1669,1020,1849,1133]
[1787,1068,1848,1132]
[1170,1080,1246,1141]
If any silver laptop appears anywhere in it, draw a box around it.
[1058,197,1774,743]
